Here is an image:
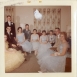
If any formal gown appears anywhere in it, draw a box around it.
[16,33,33,53]
[37,42,69,72]
[37,35,52,59]
[31,34,40,51]
[5,42,25,72]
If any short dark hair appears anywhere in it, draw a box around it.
[17,27,22,31]
[25,24,29,26]
[55,28,60,30]
[6,25,11,28]
[50,30,53,33]
[42,30,46,33]
[7,15,11,18]
[33,29,37,32]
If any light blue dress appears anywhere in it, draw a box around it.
[31,34,40,51]
[37,35,52,60]
[37,42,69,72]
[16,33,33,53]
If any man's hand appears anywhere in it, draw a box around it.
[17,43,20,46]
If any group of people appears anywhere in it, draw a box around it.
[4,15,71,73]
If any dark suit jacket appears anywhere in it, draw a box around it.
[23,29,31,41]
[5,22,16,37]
[5,31,17,46]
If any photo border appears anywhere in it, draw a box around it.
[0,0,77,77]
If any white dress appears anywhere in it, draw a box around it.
[16,33,33,53]
[31,34,40,51]
[37,42,69,72]
[37,35,52,59]
[5,42,25,72]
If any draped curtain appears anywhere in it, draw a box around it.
[4,6,15,22]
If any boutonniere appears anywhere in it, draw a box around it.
[11,33,13,35]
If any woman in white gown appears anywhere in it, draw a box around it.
[37,30,52,59]
[5,34,25,72]
[16,27,33,55]
[31,29,39,55]
[37,32,69,72]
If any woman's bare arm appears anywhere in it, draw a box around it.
[51,43,68,56]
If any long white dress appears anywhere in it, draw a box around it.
[37,35,52,59]
[16,33,33,53]
[5,42,25,72]
[37,42,69,72]
[31,34,39,51]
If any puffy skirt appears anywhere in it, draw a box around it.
[37,47,66,72]
[5,48,25,72]
[20,40,33,53]
[32,42,40,51]
[37,43,52,59]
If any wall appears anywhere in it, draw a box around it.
[5,6,71,33]
[61,6,71,31]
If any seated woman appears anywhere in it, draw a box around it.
[37,32,69,72]
[5,34,25,73]
[48,30,56,46]
[16,27,33,56]
[31,29,40,55]
[37,30,51,59]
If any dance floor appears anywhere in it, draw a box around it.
[10,52,71,73]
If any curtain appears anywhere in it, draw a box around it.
[4,6,15,22]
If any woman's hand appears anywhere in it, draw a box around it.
[51,52,58,56]
[36,39,39,42]
[51,52,60,56]
[51,54,55,56]
[43,41,48,44]
[12,44,16,48]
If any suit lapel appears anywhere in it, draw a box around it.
[7,21,13,26]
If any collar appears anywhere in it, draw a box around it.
[57,34,60,39]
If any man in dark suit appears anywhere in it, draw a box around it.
[5,15,16,39]
[23,24,31,41]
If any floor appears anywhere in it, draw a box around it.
[10,52,71,73]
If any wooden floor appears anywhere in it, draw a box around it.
[10,52,71,73]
